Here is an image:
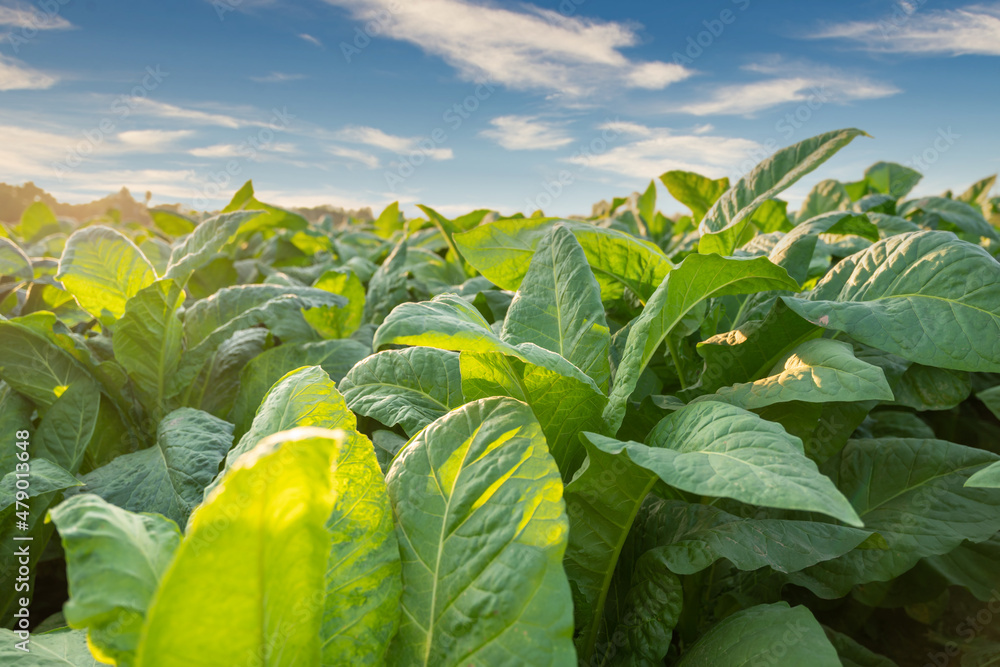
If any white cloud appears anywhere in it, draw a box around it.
[673,61,899,116]
[0,54,58,90]
[0,3,73,30]
[480,115,572,150]
[190,144,241,158]
[131,99,248,128]
[814,3,1000,56]
[319,0,690,97]
[299,33,323,47]
[326,145,380,168]
[598,119,652,137]
[565,123,761,180]
[250,71,306,83]
[116,129,194,150]
[336,125,453,160]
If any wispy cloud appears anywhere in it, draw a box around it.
[249,71,306,83]
[299,33,323,47]
[326,145,380,169]
[189,144,241,158]
[0,54,58,90]
[813,3,1000,56]
[319,0,690,97]
[480,115,572,150]
[672,60,898,116]
[0,3,73,30]
[566,122,761,180]
[335,125,453,160]
[131,99,249,128]
[117,129,195,151]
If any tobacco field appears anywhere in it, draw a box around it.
[1,127,1000,666]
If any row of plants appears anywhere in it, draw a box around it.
[1,127,999,665]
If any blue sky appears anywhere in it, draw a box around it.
[1,0,999,217]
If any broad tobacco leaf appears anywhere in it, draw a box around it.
[605,253,800,432]
[57,226,156,322]
[81,408,233,526]
[699,128,867,255]
[454,217,672,303]
[676,603,840,667]
[135,428,343,667]
[694,339,893,411]
[340,347,464,437]
[49,495,181,666]
[385,398,576,666]
[788,438,1000,597]
[501,225,611,391]
[783,231,1000,372]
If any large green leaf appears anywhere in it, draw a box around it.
[594,548,683,667]
[374,293,601,392]
[56,226,156,321]
[695,299,821,394]
[825,628,898,667]
[675,603,840,667]
[48,495,181,665]
[340,347,464,437]
[15,201,60,243]
[889,363,971,411]
[0,384,34,473]
[768,212,878,284]
[0,237,32,282]
[34,381,100,474]
[208,366,402,663]
[0,458,80,518]
[699,128,867,255]
[164,211,262,280]
[923,534,1000,601]
[562,403,861,660]
[563,431,665,660]
[310,268,365,338]
[596,404,863,525]
[385,398,575,666]
[0,313,98,409]
[321,429,401,666]
[220,366,355,486]
[454,218,672,302]
[228,339,369,441]
[605,254,800,432]
[659,170,729,222]
[0,628,101,665]
[80,408,233,526]
[191,328,270,417]
[864,161,922,198]
[363,239,409,325]
[782,231,1000,372]
[629,498,872,576]
[373,201,402,239]
[899,196,1000,242]
[148,208,196,237]
[502,225,611,390]
[135,428,343,667]
[694,339,893,410]
[798,179,851,221]
[966,461,1000,488]
[460,349,607,475]
[787,438,1000,597]
[182,284,348,346]
[112,279,185,417]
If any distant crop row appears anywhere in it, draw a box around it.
[1,128,999,666]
